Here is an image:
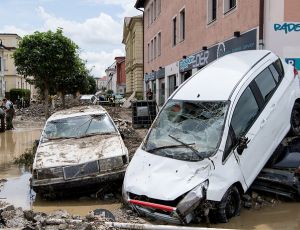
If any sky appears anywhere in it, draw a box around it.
[0,0,141,77]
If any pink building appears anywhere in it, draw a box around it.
[115,56,126,95]
[135,0,300,105]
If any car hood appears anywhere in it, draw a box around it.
[124,148,212,201]
[34,135,124,169]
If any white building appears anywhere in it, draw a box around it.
[105,62,117,93]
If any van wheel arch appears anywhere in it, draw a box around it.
[211,185,242,223]
[290,100,300,136]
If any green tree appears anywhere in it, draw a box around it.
[84,75,97,94]
[13,29,79,118]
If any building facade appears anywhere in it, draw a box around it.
[95,76,108,92]
[0,42,5,98]
[115,56,126,95]
[122,15,144,98]
[0,34,36,99]
[135,0,300,105]
[105,62,117,93]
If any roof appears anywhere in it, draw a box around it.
[134,0,145,8]
[173,50,272,101]
[48,106,106,121]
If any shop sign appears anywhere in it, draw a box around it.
[179,28,257,72]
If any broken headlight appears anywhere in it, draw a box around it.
[36,167,63,180]
[177,180,209,216]
[99,156,126,172]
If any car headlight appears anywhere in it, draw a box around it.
[99,155,127,172]
[36,167,63,180]
[177,180,209,216]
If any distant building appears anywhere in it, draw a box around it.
[122,15,144,98]
[0,33,36,99]
[95,75,108,91]
[115,56,126,95]
[0,42,5,98]
[105,62,117,93]
[135,0,300,105]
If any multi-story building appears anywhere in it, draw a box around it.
[0,42,5,98]
[135,0,300,105]
[105,62,117,93]
[0,33,36,98]
[122,15,144,98]
[95,75,108,92]
[115,56,126,95]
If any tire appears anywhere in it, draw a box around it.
[215,186,241,223]
[291,102,300,136]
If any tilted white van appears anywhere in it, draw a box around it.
[122,50,300,224]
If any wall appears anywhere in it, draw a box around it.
[264,0,300,70]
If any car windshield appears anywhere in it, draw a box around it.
[42,114,117,141]
[143,100,229,161]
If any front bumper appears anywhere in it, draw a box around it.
[31,168,126,194]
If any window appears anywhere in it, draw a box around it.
[208,0,217,23]
[224,0,236,13]
[172,17,177,46]
[231,87,260,138]
[154,37,157,59]
[147,8,150,26]
[0,57,2,72]
[269,64,280,83]
[180,9,185,41]
[154,0,157,21]
[255,68,277,102]
[274,59,284,77]
[147,43,150,62]
[157,0,161,16]
[151,40,154,60]
[151,2,154,23]
[158,32,161,56]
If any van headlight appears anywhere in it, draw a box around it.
[177,180,209,216]
[99,156,126,172]
[36,167,63,180]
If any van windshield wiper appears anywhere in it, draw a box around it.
[168,134,204,160]
[146,143,195,153]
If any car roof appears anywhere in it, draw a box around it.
[47,106,107,121]
[173,50,272,101]
[80,95,95,99]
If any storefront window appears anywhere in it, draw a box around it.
[152,80,156,101]
[159,79,165,106]
[169,75,177,96]
[181,70,192,83]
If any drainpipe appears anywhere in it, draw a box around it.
[259,0,265,49]
[136,7,145,99]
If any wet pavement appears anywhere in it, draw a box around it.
[0,127,300,229]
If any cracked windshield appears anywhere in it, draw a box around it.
[144,100,228,161]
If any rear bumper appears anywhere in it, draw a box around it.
[31,169,126,194]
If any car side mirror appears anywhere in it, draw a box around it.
[237,136,249,155]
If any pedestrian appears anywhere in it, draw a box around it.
[146,88,153,100]
[2,98,15,130]
[0,107,5,132]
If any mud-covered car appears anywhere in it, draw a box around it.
[123,50,300,224]
[31,106,129,195]
[252,137,300,200]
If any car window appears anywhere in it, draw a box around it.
[255,68,277,101]
[231,87,260,138]
[269,64,280,83]
[274,58,284,77]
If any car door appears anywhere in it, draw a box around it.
[229,63,283,187]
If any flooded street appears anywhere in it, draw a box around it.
[0,127,299,229]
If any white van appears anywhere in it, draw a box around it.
[122,50,300,224]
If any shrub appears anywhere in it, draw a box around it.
[9,88,31,106]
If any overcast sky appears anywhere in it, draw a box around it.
[0,0,140,77]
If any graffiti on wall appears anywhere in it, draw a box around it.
[274,23,300,34]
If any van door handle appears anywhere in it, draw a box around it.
[270,103,276,111]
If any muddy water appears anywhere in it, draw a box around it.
[0,128,300,229]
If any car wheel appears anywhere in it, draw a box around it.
[291,102,300,136]
[215,186,241,223]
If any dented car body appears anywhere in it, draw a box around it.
[31,106,129,194]
[123,50,300,224]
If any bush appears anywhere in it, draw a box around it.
[9,88,31,106]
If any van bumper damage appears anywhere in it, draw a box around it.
[125,181,211,224]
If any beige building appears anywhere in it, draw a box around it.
[122,15,144,98]
[0,34,35,99]
[0,42,5,98]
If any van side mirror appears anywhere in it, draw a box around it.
[237,137,249,155]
